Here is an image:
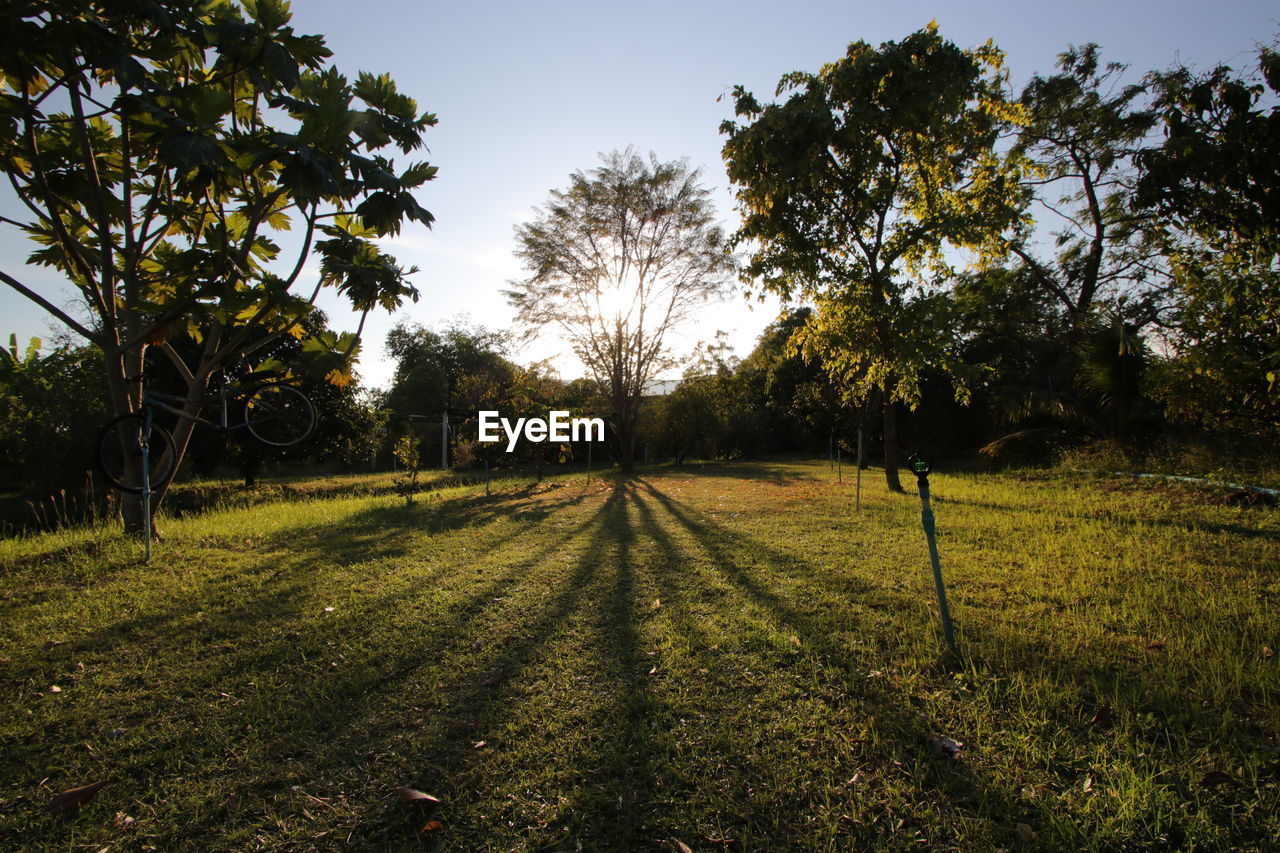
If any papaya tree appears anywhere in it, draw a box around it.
[721,23,1021,490]
[0,0,436,531]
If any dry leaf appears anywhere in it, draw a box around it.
[789,635,802,647]
[1082,775,1094,794]
[651,598,662,610]
[49,685,62,693]
[418,820,444,833]
[1264,646,1274,659]
[42,640,66,651]
[930,735,963,759]
[47,780,108,813]
[394,787,441,806]
[113,812,136,830]
[1146,640,1166,651]
[1090,705,1114,727]
[323,606,335,613]
[472,740,487,749]
[673,841,694,853]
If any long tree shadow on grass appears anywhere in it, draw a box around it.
[639,478,1277,849]
[630,478,1021,848]
[308,482,666,849]
[3,484,609,848]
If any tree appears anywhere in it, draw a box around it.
[1007,45,1161,334]
[384,320,516,470]
[1134,43,1280,436]
[0,334,106,498]
[384,321,513,418]
[0,0,436,531]
[721,24,1020,490]
[173,309,388,484]
[506,148,735,471]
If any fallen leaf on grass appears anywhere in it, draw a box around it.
[48,685,62,693]
[472,740,487,749]
[652,598,662,610]
[42,640,66,651]
[673,841,694,853]
[323,606,334,613]
[930,735,963,759]
[418,820,444,833]
[1264,646,1274,659]
[789,635,802,647]
[1198,770,1236,788]
[1090,705,1114,727]
[1146,640,1166,651]
[113,812,136,830]
[394,788,441,806]
[47,780,108,813]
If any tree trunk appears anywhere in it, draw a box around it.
[883,377,903,493]
[617,425,635,472]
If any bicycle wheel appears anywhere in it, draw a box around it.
[96,413,177,494]
[244,383,316,447]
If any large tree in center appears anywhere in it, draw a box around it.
[506,149,735,471]
[721,24,1020,490]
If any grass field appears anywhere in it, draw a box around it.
[1,459,1277,851]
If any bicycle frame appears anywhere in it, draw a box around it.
[141,375,286,434]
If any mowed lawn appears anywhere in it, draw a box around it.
[1,460,1277,851]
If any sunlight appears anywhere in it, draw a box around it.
[594,268,642,324]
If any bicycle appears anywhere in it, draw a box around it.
[96,368,316,493]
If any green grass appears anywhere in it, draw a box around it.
[1,460,1277,851]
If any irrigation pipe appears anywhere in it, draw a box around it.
[1097,471,1280,498]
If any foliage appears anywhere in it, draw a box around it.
[384,320,517,470]
[1135,43,1280,436]
[721,23,1021,488]
[507,148,736,470]
[0,334,107,497]
[384,321,513,417]
[154,308,384,484]
[391,432,421,504]
[0,0,436,528]
[1008,45,1162,329]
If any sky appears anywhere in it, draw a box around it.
[1,0,1276,389]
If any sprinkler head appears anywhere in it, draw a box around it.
[907,452,931,485]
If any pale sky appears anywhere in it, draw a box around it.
[1,1,1276,388]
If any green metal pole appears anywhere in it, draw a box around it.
[910,455,954,650]
[855,428,863,512]
[140,413,152,563]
